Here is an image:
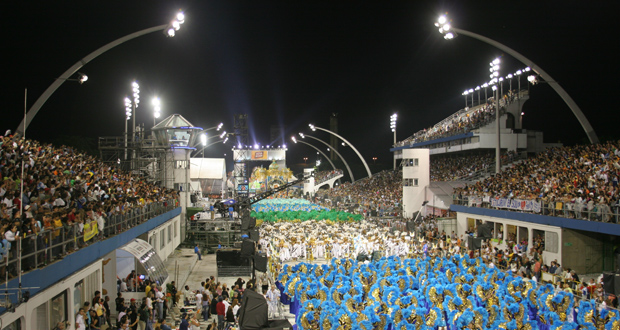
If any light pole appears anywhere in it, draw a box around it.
[291,136,338,174]
[490,58,501,174]
[152,97,161,127]
[15,11,185,136]
[372,157,377,164]
[309,124,372,178]
[303,157,308,164]
[462,90,469,108]
[390,113,397,170]
[301,133,356,182]
[123,97,132,161]
[434,14,599,144]
[475,86,481,106]
[130,82,140,141]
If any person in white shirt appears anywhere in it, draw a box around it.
[75,308,87,330]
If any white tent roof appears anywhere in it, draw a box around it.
[190,158,226,179]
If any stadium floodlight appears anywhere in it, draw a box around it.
[200,133,207,146]
[291,136,297,143]
[217,123,223,131]
[434,13,598,144]
[165,11,185,37]
[219,131,226,139]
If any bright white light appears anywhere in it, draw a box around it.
[223,137,228,144]
[79,74,88,84]
[292,136,297,143]
[442,24,450,31]
[492,85,497,91]
[341,142,345,146]
[475,86,480,90]
[254,144,259,149]
[283,144,286,148]
[521,112,525,116]
[482,83,488,88]
[219,131,226,139]
[154,112,160,118]
[217,123,223,131]
[167,28,176,37]
[200,133,207,146]
[525,67,531,71]
[299,132,305,138]
[238,144,242,149]
[468,89,474,93]
[493,72,499,77]
[444,33,454,40]
[463,91,469,95]
[492,65,500,71]
[507,74,513,79]
[493,58,500,65]
[152,97,161,106]
[528,75,537,84]
[176,12,185,23]
[516,70,522,75]
[499,77,504,82]
[438,15,447,24]
[132,81,139,89]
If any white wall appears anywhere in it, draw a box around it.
[402,149,430,218]
[0,261,102,330]
[455,211,562,265]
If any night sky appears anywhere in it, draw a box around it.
[2,1,617,177]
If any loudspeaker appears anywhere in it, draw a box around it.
[249,229,259,242]
[254,254,268,272]
[190,195,198,203]
[406,221,416,232]
[468,236,483,250]
[241,240,255,257]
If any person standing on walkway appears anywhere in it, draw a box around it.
[216,297,226,330]
[194,245,202,260]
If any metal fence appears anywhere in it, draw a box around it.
[2,201,176,284]
[454,196,620,224]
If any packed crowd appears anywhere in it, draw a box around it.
[312,169,343,184]
[314,170,402,217]
[430,151,519,181]
[454,141,620,222]
[397,91,522,147]
[0,134,179,278]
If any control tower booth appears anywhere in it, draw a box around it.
[152,114,204,209]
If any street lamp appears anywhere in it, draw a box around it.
[300,133,355,182]
[372,157,377,164]
[16,10,186,136]
[303,157,308,164]
[309,124,372,178]
[434,13,598,144]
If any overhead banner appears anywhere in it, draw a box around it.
[489,197,542,213]
[251,151,268,160]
